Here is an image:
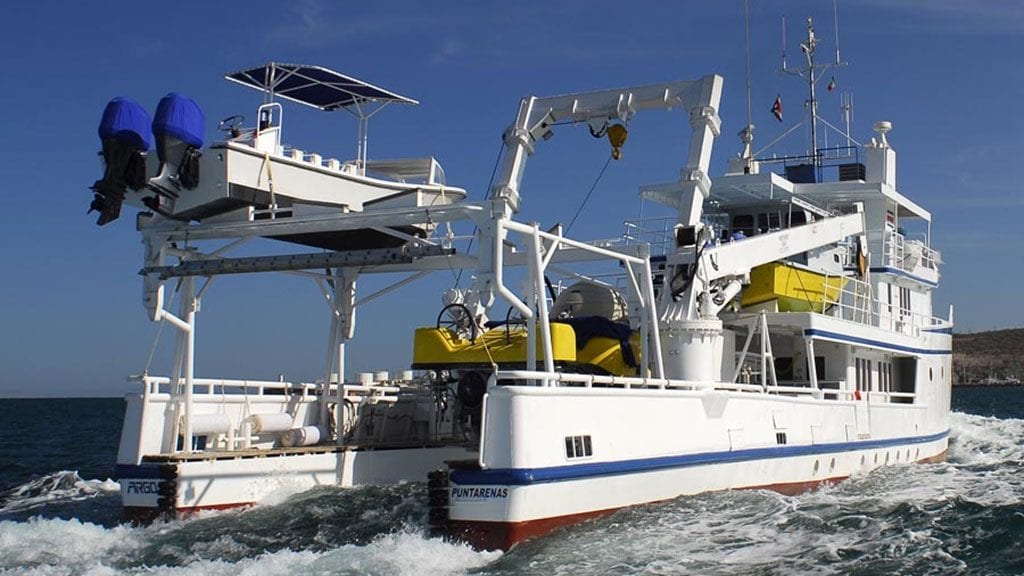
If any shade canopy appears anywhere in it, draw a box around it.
[225,63,418,111]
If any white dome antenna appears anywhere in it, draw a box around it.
[873,120,892,147]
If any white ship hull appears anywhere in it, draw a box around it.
[118,444,474,521]
[445,384,949,550]
[114,376,478,521]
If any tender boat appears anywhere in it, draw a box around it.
[92,29,950,551]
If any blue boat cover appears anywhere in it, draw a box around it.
[152,93,205,148]
[98,97,152,150]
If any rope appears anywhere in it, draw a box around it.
[566,156,613,236]
[475,320,500,375]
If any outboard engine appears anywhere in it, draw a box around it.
[89,97,151,225]
[149,93,204,202]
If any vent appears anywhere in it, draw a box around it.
[838,163,866,181]
[564,435,593,458]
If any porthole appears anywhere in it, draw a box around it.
[906,449,911,461]
[895,451,901,462]
[830,458,836,472]
[929,368,933,381]
[915,448,920,459]
[885,452,890,464]
[813,460,820,475]
[874,453,878,464]
[860,455,866,467]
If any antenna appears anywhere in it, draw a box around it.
[841,92,853,149]
[740,0,755,162]
[745,0,753,130]
[781,16,787,70]
[833,0,842,65]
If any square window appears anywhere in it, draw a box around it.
[573,436,584,458]
[565,437,574,458]
[583,435,593,456]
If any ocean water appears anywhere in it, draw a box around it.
[1,388,1022,575]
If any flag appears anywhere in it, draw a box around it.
[771,95,783,122]
[827,76,836,92]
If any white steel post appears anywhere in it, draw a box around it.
[335,269,357,446]
[806,337,819,392]
[530,225,555,382]
[182,276,196,452]
[321,311,338,433]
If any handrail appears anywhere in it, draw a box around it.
[132,374,321,397]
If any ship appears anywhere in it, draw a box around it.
[94,22,951,550]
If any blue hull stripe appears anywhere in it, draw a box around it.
[804,329,950,355]
[451,430,949,486]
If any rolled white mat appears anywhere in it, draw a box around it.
[280,426,323,447]
[374,371,389,383]
[358,372,374,385]
[246,413,294,434]
[188,413,231,435]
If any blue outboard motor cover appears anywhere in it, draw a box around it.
[98,97,152,151]
[152,93,205,148]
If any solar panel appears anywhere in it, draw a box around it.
[225,63,418,111]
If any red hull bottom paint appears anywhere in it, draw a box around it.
[449,450,949,551]
[123,502,255,524]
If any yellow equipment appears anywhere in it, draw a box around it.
[412,322,641,376]
[741,262,847,313]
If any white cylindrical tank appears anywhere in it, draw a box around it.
[188,414,231,435]
[246,413,294,434]
[358,372,374,385]
[660,318,724,385]
[280,426,323,447]
[374,371,389,383]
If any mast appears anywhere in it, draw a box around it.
[781,14,846,166]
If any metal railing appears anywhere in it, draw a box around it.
[881,230,942,274]
[132,375,320,399]
[622,217,677,255]
[818,273,951,336]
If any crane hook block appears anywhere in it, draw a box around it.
[607,124,628,160]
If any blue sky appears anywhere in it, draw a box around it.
[1,1,1021,396]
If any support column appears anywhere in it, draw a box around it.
[805,337,819,392]
[334,269,357,446]
[182,276,197,452]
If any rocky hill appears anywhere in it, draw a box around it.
[953,328,1024,386]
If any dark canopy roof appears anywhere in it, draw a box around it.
[225,63,418,111]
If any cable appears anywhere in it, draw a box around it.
[566,156,613,236]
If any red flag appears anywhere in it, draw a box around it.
[771,95,783,122]
[827,76,836,92]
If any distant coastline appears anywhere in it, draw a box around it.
[953,327,1024,387]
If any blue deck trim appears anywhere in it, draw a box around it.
[804,329,951,355]
[869,266,939,288]
[451,430,949,486]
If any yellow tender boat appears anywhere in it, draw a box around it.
[741,262,847,313]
